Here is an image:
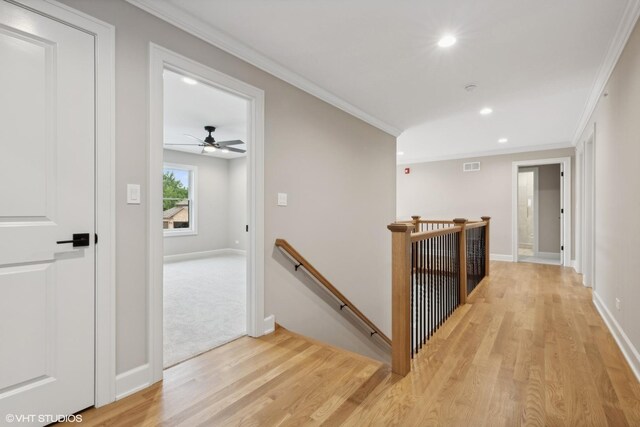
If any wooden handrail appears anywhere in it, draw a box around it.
[410,225,462,242]
[465,221,488,230]
[274,239,392,346]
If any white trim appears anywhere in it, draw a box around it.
[397,142,573,165]
[125,0,400,138]
[263,315,276,335]
[115,364,151,400]
[512,157,572,268]
[490,254,514,262]
[12,0,117,408]
[593,292,640,382]
[535,251,562,260]
[149,44,266,384]
[163,248,246,263]
[572,0,640,145]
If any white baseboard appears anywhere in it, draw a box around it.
[491,253,513,262]
[592,291,640,382]
[263,314,275,334]
[163,248,246,263]
[115,363,151,400]
[535,251,561,260]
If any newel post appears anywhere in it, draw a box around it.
[411,215,421,233]
[453,218,468,304]
[387,222,413,376]
[481,216,491,276]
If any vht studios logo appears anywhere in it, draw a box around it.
[5,413,83,423]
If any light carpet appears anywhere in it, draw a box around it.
[163,253,246,368]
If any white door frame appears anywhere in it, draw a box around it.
[10,0,117,407]
[512,157,572,266]
[148,44,265,383]
[579,128,596,288]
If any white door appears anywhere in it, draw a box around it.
[0,1,95,423]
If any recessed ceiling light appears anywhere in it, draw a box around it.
[221,149,229,153]
[480,107,493,115]
[203,146,216,153]
[438,34,457,48]
[182,77,198,85]
[397,151,404,156]
[498,138,508,143]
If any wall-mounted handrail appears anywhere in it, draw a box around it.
[275,239,391,346]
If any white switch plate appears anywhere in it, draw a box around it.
[127,184,141,204]
[277,193,287,206]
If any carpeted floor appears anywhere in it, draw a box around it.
[163,253,246,368]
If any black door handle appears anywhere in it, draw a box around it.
[57,233,90,247]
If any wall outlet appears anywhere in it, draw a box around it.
[615,298,621,310]
[277,193,288,206]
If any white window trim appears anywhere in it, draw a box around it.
[162,162,197,237]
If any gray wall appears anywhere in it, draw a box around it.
[397,148,575,257]
[537,164,561,253]
[163,150,229,256]
[228,157,247,251]
[58,0,396,372]
[577,18,640,361]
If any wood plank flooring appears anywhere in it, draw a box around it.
[66,262,640,426]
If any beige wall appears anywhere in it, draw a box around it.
[59,0,396,372]
[537,164,561,253]
[397,148,575,258]
[577,19,640,359]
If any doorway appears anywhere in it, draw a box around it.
[512,158,572,266]
[161,69,249,368]
[148,45,265,382]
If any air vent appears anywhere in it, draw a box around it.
[463,162,480,172]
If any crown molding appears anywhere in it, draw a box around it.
[125,0,402,137]
[397,142,574,165]
[572,0,640,144]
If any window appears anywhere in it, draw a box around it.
[163,163,196,236]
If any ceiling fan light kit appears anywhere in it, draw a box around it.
[165,125,246,154]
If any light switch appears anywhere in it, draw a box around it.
[277,193,287,206]
[127,184,141,204]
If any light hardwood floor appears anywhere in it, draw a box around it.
[66,262,640,426]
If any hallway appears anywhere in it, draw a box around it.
[70,262,640,426]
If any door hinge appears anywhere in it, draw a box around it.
[561,171,564,177]
[95,233,99,245]
[561,245,564,251]
[246,225,249,232]
[561,208,564,214]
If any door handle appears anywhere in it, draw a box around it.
[56,233,90,247]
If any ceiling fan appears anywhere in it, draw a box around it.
[165,125,246,154]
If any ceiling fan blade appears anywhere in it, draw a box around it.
[184,134,205,143]
[216,139,244,146]
[164,143,204,146]
[224,146,246,154]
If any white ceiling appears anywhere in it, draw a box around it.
[164,69,247,159]
[147,0,634,163]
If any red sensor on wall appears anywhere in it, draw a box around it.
[404,167,410,174]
